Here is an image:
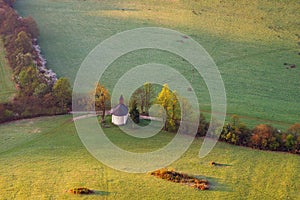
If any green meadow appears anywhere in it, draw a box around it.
[14,0,300,129]
[0,1,299,199]
[0,40,15,103]
[0,115,299,199]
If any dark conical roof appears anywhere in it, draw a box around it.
[111,103,128,116]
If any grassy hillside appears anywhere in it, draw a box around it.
[0,40,15,103]
[14,0,300,129]
[0,115,299,199]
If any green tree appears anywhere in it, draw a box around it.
[15,31,32,54]
[130,82,155,114]
[17,66,40,96]
[53,77,72,113]
[144,82,154,114]
[33,83,50,98]
[129,99,140,124]
[133,87,145,113]
[14,52,34,75]
[285,134,296,152]
[221,115,251,146]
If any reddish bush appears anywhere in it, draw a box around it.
[150,168,209,190]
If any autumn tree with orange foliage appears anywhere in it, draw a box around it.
[90,83,111,123]
[251,124,276,150]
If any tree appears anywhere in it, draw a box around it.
[17,66,40,96]
[14,52,34,75]
[53,77,72,113]
[251,124,275,150]
[220,115,251,146]
[129,99,140,124]
[285,134,296,152]
[268,132,283,151]
[156,84,172,131]
[284,123,300,153]
[287,123,300,136]
[143,82,154,114]
[3,0,16,7]
[0,7,19,36]
[43,93,55,110]
[15,31,32,54]
[33,83,50,98]
[132,87,145,113]
[21,16,39,39]
[130,82,155,114]
[90,83,110,123]
[156,84,180,132]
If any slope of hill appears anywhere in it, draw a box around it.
[0,115,299,199]
[14,0,300,129]
[0,40,15,103]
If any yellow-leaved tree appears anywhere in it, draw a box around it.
[156,84,180,132]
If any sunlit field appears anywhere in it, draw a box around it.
[0,115,299,199]
[1,0,299,199]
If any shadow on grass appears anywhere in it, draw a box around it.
[92,190,111,196]
[213,163,232,167]
[194,175,232,192]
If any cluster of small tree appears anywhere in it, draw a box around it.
[130,83,195,132]
[127,82,155,124]
[0,0,71,123]
[133,83,300,154]
[129,82,155,115]
[220,115,300,154]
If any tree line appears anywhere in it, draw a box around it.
[0,0,72,123]
[218,116,300,154]
[129,83,300,154]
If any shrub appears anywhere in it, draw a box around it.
[150,168,209,190]
[68,187,94,195]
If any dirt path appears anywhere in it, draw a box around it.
[71,113,97,121]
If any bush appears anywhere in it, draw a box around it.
[150,168,209,190]
[68,187,94,195]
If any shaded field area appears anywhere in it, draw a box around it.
[0,40,15,103]
[14,0,300,129]
[0,115,299,199]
